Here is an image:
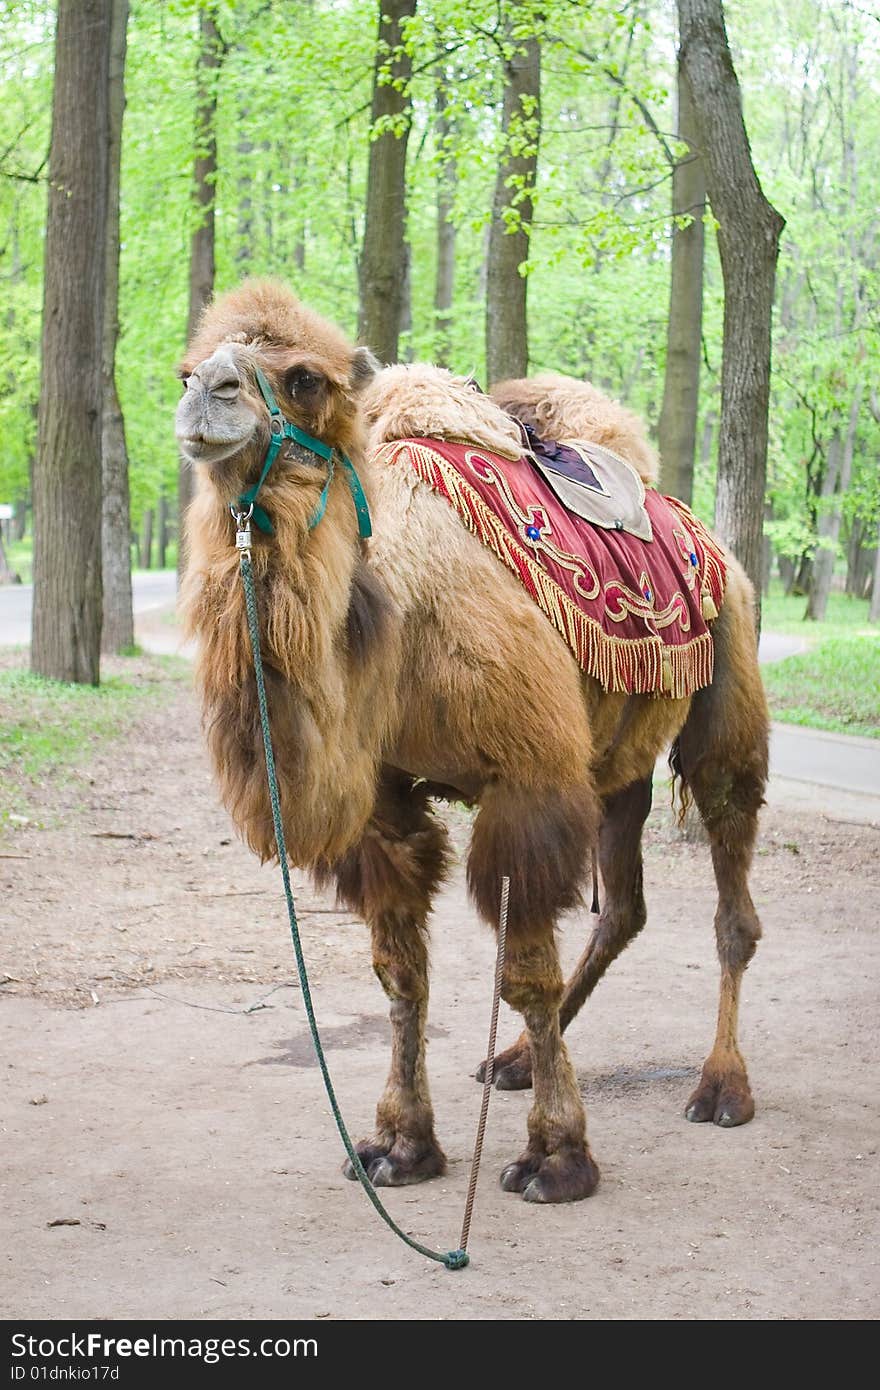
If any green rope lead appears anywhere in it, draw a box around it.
[240,550,468,1272]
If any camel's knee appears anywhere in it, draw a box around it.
[501,937,563,1017]
[593,898,647,954]
[468,782,597,932]
[372,924,430,1004]
[690,763,765,848]
[715,900,762,973]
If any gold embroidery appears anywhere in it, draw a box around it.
[373,440,726,697]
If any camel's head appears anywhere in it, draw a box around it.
[175,279,379,495]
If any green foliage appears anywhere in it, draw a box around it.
[762,633,880,738]
[0,0,877,601]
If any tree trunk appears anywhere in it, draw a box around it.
[157,493,168,569]
[235,124,254,271]
[791,552,812,597]
[678,0,785,616]
[805,383,864,621]
[657,57,705,505]
[13,497,27,542]
[179,4,224,578]
[844,517,873,598]
[845,516,862,596]
[762,501,773,596]
[140,509,153,571]
[868,519,880,623]
[101,0,133,656]
[434,79,456,367]
[778,554,794,592]
[0,528,17,583]
[399,240,413,360]
[486,20,541,385]
[31,0,111,685]
[699,409,715,473]
[357,0,417,364]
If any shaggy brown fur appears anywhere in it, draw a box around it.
[363,363,524,460]
[491,371,659,485]
[179,284,769,1206]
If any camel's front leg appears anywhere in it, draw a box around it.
[318,768,448,1186]
[498,934,600,1203]
[477,775,653,1091]
[346,915,447,1185]
[468,781,600,1202]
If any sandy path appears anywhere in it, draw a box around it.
[1,677,878,1320]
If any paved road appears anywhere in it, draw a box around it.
[0,571,176,647]
[769,723,879,798]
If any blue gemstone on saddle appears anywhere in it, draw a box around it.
[526,524,541,540]
[643,586,652,600]
[690,551,698,566]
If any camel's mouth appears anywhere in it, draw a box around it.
[176,432,254,468]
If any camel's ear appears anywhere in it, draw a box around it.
[350,346,381,392]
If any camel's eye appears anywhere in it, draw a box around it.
[179,375,190,395]
[285,365,324,397]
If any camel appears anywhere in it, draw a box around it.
[177,279,768,1205]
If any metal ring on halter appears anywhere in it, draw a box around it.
[269,415,284,436]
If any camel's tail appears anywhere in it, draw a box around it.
[668,737,692,827]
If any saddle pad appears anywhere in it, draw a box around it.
[372,437,726,698]
[522,425,653,541]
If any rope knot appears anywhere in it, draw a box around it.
[444,1249,470,1271]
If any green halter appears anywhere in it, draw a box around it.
[235,365,372,540]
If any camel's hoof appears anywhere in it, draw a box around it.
[500,1154,542,1193]
[344,1140,447,1187]
[502,1147,600,1204]
[475,1045,533,1091]
[685,1075,755,1128]
[342,1139,391,1180]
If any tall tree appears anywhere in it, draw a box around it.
[358,0,417,364]
[31,0,111,684]
[434,75,456,367]
[657,56,705,505]
[805,383,865,621]
[485,12,541,384]
[178,3,225,575]
[678,0,785,607]
[101,0,133,655]
[805,25,867,623]
[869,523,880,624]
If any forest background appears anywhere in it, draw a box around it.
[0,0,878,735]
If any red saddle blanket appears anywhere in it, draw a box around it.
[372,437,727,698]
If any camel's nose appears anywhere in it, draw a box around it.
[190,347,241,401]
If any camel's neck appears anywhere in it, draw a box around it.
[179,452,399,867]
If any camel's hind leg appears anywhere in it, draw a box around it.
[479,775,653,1091]
[317,768,449,1185]
[674,566,769,1127]
[469,782,600,1202]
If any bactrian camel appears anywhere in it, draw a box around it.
[177,280,768,1205]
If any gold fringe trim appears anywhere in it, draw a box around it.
[375,440,724,698]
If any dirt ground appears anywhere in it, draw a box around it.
[1,664,878,1321]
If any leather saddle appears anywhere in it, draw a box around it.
[521,424,653,542]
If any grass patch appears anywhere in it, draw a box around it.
[0,652,188,827]
[762,581,871,636]
[762,632,880,738]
